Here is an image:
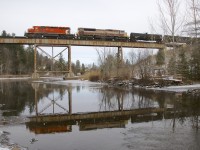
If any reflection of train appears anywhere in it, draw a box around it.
[26,121,73,134]
[24,26,193,44]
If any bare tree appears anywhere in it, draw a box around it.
[158,0,185,76]
[133,49,153,79]
[128,50,137,77]
[158,0,185,41]
[96,47,117,79]
[185,0,200,38]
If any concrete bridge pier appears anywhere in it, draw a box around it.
[116,46,123,76]
[32,45,39,79]
[117,46,123,64]
[64,45,74,79]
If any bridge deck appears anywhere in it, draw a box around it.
[28,108,166,123]
[0,37,165,49]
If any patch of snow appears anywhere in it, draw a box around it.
[0,147,10,150]
[51,80,104,86]
[0,77,30,80]
[150,84,200,92]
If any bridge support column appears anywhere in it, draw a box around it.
[51,46,54,72]
[68,45,71,73]
[117,46,123,64]
[31,83,39,116]
[64,45,74,79]
[68,86,72,114]
[116,47,123,76]
[31,45,39,79]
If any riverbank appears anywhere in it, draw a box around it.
[145,84,200,92]
[103,77,200,93]
[0,130,27,150]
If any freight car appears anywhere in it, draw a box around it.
[163,35,192,44]
[77,28,128,41]
[130,33,162,43]
[24,26,75,39]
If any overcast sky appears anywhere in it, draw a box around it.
[0,0,158,65]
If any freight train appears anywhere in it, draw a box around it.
[24,26,193,44]
[77,28,128,41]
[24,26,75,39]
[130,33,162,43]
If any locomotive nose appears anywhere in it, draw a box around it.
[66,30,70,34]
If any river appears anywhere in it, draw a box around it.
[0,79,199,150]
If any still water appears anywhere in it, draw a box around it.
[0,80,199,150]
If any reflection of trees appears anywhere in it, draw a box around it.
[0,80,35,115]
[131,88,199,131]
[0,81,71,116]
[76,86,80,93]
[132,89,154,108]
[131,88,180,109]
[97,87,157,111]
[182,93,200,131]
[37,84,67,101]
[34,84,73,115]
[98,87,116,111]
[96,86,200,131]
[97,87,130,111]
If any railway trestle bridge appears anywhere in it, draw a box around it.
[0,37,167,79]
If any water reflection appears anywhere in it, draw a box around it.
[97,87,157,111]
[0,80,199,133]
[0,80,35,116]
[32,83,72,116]
[27,84,200,134]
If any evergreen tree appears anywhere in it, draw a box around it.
[55,53,66,71]
[189,45,200,80]
[81,63,86,74]
[125,59,130,65]
[0,30,70,75]
[92,63,97,70]
[71,62,75,74]
[156,49,165,66]
[168,57,176,75]
[1,30,7,37]
[0,46,3,74]
[75,60,81,74]
[25,46,34,73]
[177,49,189,79]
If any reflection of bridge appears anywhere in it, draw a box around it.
[32,82,72,116]
[27,107,191,134]
[28,107,166,122]
[28,82,200,134]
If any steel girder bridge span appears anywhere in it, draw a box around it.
[0,37,165,79]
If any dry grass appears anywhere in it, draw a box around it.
[81,70,101,81]
[81,67,131,82]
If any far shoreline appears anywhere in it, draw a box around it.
[1,77,200,93]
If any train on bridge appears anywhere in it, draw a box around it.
[24,26,193,44]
